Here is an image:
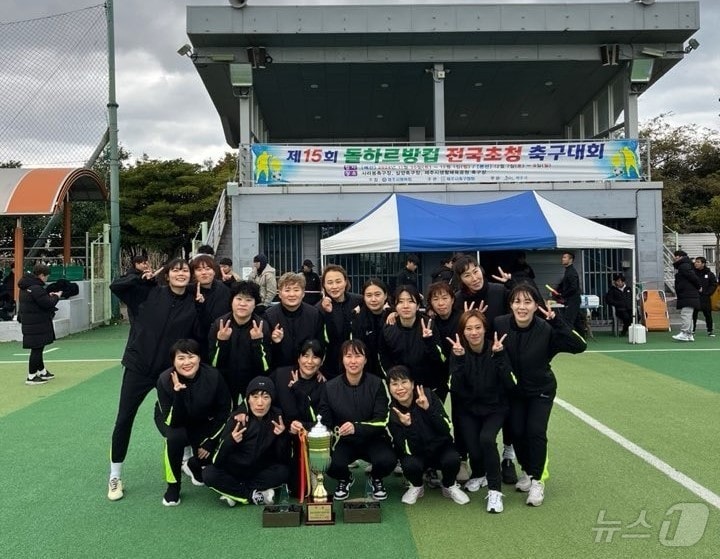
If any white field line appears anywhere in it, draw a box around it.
[0,358,120,364]
[12,347,60,356]
[556,397,720,511]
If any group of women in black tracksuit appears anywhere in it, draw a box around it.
[106,256,585,510]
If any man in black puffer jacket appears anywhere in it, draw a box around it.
[18,264,62,385]
[671,250,701,342]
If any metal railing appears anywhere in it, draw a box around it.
[191,190,227,255]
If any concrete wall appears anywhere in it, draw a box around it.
[229,183,663,289]
[0,280,95,343]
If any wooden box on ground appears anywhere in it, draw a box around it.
[262,504,303,527]
[342,499,381,523]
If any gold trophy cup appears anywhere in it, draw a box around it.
[305,416,335,525]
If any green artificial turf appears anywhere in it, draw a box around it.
[1,326,718,558]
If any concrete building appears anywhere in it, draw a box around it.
[185,0,699,312]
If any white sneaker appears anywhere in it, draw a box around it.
[442,483,470,505]
[486,489,504,513]
[219,495,237,508]
[526,479,545,506]
[181,459,204,486]
[464,476,488,492]
[261,488,275,505]
[393,461,404,475]
[515,472,532,492]
[401,485,424,505]
[672,332,690,342]
[688,333,695,342]
[456,461,470,482]
[107,478,124,501]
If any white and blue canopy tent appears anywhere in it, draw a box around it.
[320,190,638,321]
[320,191,634,255]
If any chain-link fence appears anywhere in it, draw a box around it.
[0,4,108,167]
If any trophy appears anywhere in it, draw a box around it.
[305,416,335,525]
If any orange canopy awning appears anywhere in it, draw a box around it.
[0,168,107,215]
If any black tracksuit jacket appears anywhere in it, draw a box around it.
[110,274,201,378]
[208,311,271,402]
[264,302,324,368]
[212,405,290,474]
[380,314,445,389]
[389,389,453,458]
[154,363,232,453]
[492,313,586,397]
[317,292,363,379]
[271,366,326,431]
[317,373,390,443]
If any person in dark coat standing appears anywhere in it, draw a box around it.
[18,264,62,385]
[555,251,584,336]
[692,256,717,337]
[672,250,701,342]
[300,259,322,306]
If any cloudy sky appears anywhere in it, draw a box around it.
[2,0,718,167]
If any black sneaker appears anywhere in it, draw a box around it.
[501,459,518,484]
[370,477,387,501]
[162,483,181,506]
[25,374,48,386]
[39,370,55,380]
[333,475,354,501]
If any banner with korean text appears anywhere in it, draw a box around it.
[250,140,642,186]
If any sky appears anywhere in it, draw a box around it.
[2,0,718,167]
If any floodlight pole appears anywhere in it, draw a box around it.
[107,0,121,316]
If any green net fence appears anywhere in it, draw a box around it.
[0,4,108,167]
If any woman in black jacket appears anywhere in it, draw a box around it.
[191,254,231,363]
[350,278,391,377]
[203,376,290,506]
[316,264,362,379]
[154,339,232,506]
[107,257,201,502]
[380,285,445,392]
[449,309,514,513]
[18,264,62,385]
[493,284,586,507]
[208,280,270,406]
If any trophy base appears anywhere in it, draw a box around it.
[262,504,303,527]
[305,498,336,525]
[343,498,381,524]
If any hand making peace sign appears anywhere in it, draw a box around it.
[271,415,286,435]
[216,318,233,341]
[249,319,264,340]
[271,323,284,343]
[170,370,187,392]
[445,333,465,356]
[415,385,430,410]
[537,305,556,321]
[491,331,507,353]
[420,317,433,338]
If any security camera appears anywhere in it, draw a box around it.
[233,86,251,98]
[177,44,192,57]
[228,0,248,7]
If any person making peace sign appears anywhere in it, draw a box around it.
[203,376,291,507]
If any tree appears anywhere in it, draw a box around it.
[640,115,720,231]
[690,192,720,276]
[119,158,224,258]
